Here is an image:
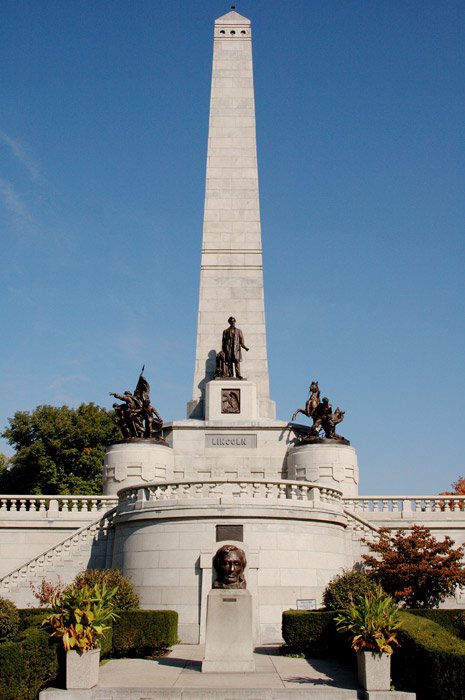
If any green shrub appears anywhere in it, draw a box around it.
[18,608,50,630]
[453,609,465,639]
[112,610,178,656]
[281,610,338,656]
[72,568,140,610]
[407,608,463,637]
[392,611,465,699]
[0,597,20,642]
[0,627,60,700]
[323,569,378,611]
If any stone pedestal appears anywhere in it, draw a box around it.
[102,441,174,495]
[287,442,359,497]
[202,589,255,672]
[205,379,258,421]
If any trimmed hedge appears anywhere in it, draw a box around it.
[0,608,178,698]
[407,608,464,638]
[18,607,50,630]
[281,610,348,657]
[112,610,178,656]
[0,597,20,642]
[392,612,465,700]
[0,627,60,700]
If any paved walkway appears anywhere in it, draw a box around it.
[93,644,360,699]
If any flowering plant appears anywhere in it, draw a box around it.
[334,585,400,654]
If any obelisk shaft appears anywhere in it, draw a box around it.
[188,10,275,420]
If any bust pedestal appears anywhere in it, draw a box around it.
[202,589,255,672]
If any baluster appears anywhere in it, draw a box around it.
[277,483,286,500]
[238,482,248,498]
[289,484,298,500]
[401,498,412,514]
[252,482,261,499]
[0,498,7,511]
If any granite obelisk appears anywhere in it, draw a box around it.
[188,10,275,420]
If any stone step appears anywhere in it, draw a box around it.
[41,689,359,699]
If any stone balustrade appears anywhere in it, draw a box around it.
[0,495,118,517]
[117,478,343,510]
[0,506,117,596]
[344,495,465,514]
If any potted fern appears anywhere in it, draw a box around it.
[334,584,400,691]
[43,581,118,689]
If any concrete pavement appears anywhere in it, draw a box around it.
[40,643,360,699]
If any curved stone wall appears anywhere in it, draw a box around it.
[287,442,359,497]
[111,480,351,643]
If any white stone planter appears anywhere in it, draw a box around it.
[66,648,100,689]
[357,650,391,691]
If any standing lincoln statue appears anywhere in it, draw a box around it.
[222,316,249,379]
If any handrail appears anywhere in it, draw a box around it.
[0,494,118,513]
[117,478,344,508]
[343,495,465,513]
[0,506,117,591]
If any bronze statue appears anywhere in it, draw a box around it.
[110,368,164,442]
[221,317,249,379]
[292,380,320,422]
[290,381,348,444]
[212,544,247,589]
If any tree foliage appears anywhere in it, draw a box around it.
[1,403,121,495]
[363,525,465,608]
[451,477,465,495]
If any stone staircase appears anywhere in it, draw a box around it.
[0,506,117,606]
[343,508,379,561]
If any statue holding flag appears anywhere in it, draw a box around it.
[110,366,164,442]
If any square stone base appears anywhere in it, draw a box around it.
[205,380,257,421]
[202,589,255,672]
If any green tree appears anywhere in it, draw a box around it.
[363,525,465,608]
[1,403,121,495]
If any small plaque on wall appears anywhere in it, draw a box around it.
[216,524,243,542]
[296,599,316,611]
[221,388,241,413]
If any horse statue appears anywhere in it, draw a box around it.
[290,381,348,444]
[291,381,320,422]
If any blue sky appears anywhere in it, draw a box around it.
[1,0,464,495]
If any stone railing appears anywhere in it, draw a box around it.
[0,506,118,595]
[343,508,379,540]
[0,495,118,517]
[343,495,465,514]
[118,479,343,510]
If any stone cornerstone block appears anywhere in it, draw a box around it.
[202,589,255,672]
